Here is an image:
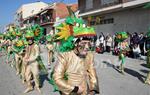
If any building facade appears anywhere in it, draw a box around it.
[22,2,78,35]
[78,0,150,36]
[15,1,48,28]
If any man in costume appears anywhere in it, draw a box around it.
[4,26,17,66]
[46,34,54,66]
[23,29,41,93]
[12,28,24,75]
[115,32,129,74]
[0,33,5,57]
[52,7,99,95]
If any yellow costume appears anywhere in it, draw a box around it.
[11,38,24,75]
[52,6,99,95]
[24,44,40,92]
[53,50,99,95]
[46,43,54,65]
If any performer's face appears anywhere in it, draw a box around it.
[76,40,91,57]
[27,38,34,45]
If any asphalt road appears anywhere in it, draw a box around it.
[0,45,150,95]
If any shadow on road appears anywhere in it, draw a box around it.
[40,74,50,88]
[140,69,149,74]
[102,61,146,83]
[140,63,150,69]
[102,61,114,67]
[124,68,145,83]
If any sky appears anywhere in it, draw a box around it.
[0,0,77,32]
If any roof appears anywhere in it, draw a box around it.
[16,1,48,14]
[23,2,78,21]
[55,3,78,18]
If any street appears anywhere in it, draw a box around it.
[0,45,150,95]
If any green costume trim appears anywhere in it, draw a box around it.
[115,31,128,42]
[147,49,150,68]
[37,56,48,74]
[49,69,68,92]
[143,2,150,9]
[119,53,125,64]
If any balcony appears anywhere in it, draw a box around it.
[38,13,54,26]
[40,18,54,26]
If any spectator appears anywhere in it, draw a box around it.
[95,37,100,47]
[99,35,105,53]
[131,32,140,45]
[132,44,141,59]
[139,33,146,55]
[106,34,112,53]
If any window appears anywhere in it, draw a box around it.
[89,17,114,26]
[86,0,93,10]
[101,0,119,5]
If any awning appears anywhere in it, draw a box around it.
[53,18,66,27]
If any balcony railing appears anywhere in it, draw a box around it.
[40,18,54,26]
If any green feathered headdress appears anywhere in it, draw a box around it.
[8,26,16,39]
[55,6,96,52]
[146,27,150,39]
[115,31,128,42]
[5,32,11,40]
[13,39,25,53]
[15,27,22,37]
[0,33,4,39]
[25,28,34,39]
[32,24,44,42]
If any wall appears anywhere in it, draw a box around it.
[21,2,48,19]
[93,7,150,36]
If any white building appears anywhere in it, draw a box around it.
[15,1,48,28]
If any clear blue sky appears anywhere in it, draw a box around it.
[0,0,77,32]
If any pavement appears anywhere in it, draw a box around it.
[0,45,150,95]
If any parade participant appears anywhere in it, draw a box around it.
[52,7,99,95]
[115,32,129,74]
[46,34,54,66]
[32,24,44,44]
[145,49,150,84]
[12,28,24,75]
[4,26,17,66]
[0,33,5,56]
[4,32,13,64]
[106,34,112,53]
[145,29,150,84]
[23,29,41,93]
